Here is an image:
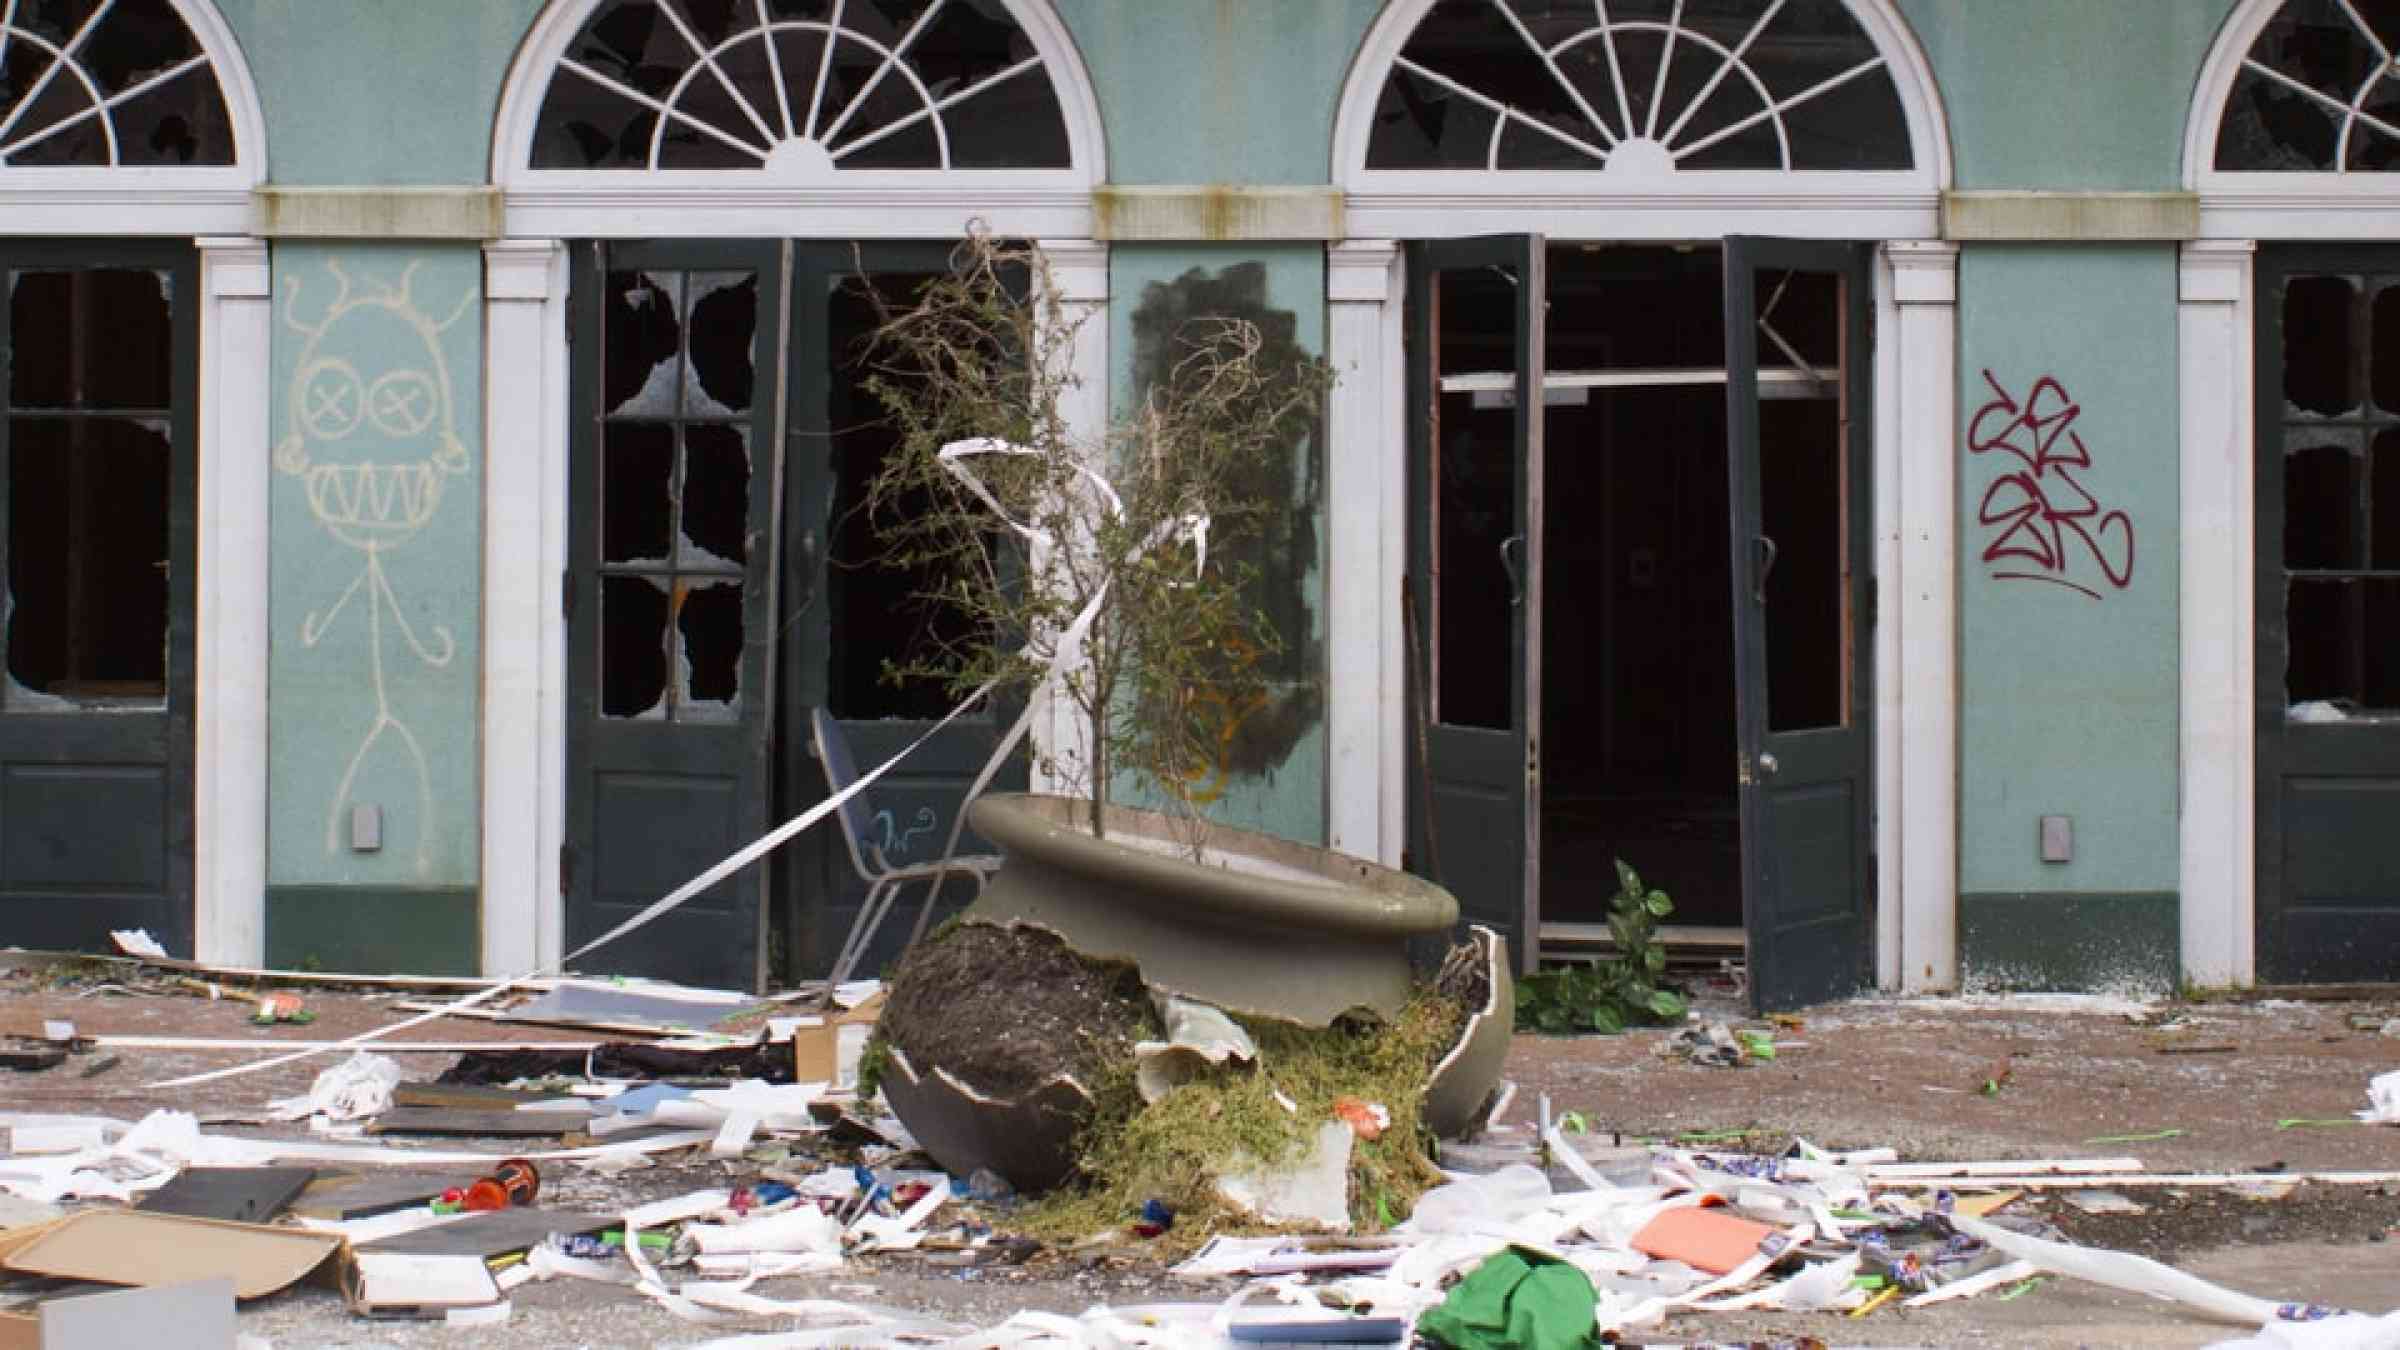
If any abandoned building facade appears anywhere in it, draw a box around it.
[0,0,2389,1003]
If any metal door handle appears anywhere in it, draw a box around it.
[1499,534,1526,606]
[1757,752,1779,777]
[1754,534,1779,603]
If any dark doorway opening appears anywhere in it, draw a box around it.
[1535,245,1742,935]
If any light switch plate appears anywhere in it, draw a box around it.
[351,803,383,852]
[2039,814,2072,864]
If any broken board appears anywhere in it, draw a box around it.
[0,1210,341,1298]
[358,1208,611,1258]
[365,1106,592,1137]
[290,1170,483,1220]
[137,1167,316,1224]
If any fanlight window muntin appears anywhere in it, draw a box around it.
[529,0,1073,177]
[0,0,234,169]
[2216,0,2400,172]
[1364,0,1916,176]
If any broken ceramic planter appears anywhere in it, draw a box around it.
[963,793,1459,1026]
[874,1045,1092,1193]
[1423,924,1513,1140]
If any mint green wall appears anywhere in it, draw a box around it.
[1893,0,2239,190]
[1956,246,2179,895]
[1110,245,1328,842]
[268,244,483,888]
[213,0,546,184]
[1053,0,1382,184]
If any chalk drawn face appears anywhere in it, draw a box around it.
[276,268,469,553]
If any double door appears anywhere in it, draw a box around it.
[564,241,1018,990]
[1405,236,1873,1012]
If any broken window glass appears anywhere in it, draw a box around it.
[2218,0,2400,172]
[530,0,1072,172]
[4,262,175,710]
[2278,269,2400,716]
[0,0,234,168]
[1368,0,1913,172]
[598,265,757,722]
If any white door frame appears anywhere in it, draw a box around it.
[1319,0,1958,990]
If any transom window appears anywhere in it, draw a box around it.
[1367,0,1914,173]
[0,0,233,166]
[531,0,1071,174]
[2217,0,2400,172]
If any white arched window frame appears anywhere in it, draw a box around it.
[1331,0,1951,240]
[0,0,264,235]
[2187,0,2400,240]
[481,0,1109,973]
[1322,0,1959,994]
[490,0,1106,239]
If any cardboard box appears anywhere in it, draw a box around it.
[790,990,885,1089]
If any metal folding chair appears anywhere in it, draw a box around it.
[813,707,1002,986]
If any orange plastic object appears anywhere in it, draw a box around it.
[1627,1206,1781,1276]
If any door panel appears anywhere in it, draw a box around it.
[2256,250,2400,982]
[1406,235,1544,970]
[567,242,778,988]
[0,246,195,954]
[777,249,1025,983]
[1723,238,1873,1013]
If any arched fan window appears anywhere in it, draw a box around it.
[530,0,1072,174]
[0,0,234,167]
[2217,0,2400,171]
[1366,0,1914,173]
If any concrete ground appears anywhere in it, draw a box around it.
[2,962,2396,1347]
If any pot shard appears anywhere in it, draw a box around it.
[876,1045,1093,1193]
[1424,924,1513,1140]
[964,793,1459,1027]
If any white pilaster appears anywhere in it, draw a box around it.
[1325,242,1405,864]
[481,239,568,976]
[193,236,271,965]
[2178,240,2257,989]
[1888,241,1960,993]
[1031,240,1109,796]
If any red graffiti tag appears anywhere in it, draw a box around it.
[1967,370,2135,601]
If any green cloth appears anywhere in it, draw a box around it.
[1416,1247,1602,1350]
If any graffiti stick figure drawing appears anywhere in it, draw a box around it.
[277,262,475,873]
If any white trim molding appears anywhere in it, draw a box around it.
[2187,0,2400,238]
[490,0,1104,241]
[1324,240,1404,867]
[1027,238,1109,798]
[1330,0,1951,242]
[0,1,264,237]
[2178,240,2257,989]
[481,238,570,977]
[193,234,271,965]
[1887,240,1959,993]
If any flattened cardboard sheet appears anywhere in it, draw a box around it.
[0,1210,340,1299]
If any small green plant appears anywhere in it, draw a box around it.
[1513,860,1688,1034]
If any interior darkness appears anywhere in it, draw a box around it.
[2279,272,2400,713]
[1535,246,1742,929]
[1429,244,1849,930]
[825,271,981,721]
[5,269,173,703]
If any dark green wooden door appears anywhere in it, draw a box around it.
[0,244,196,955]
[1722,238,1874,1013]
[775,246,1022,983]
[566,241,779,988]
[568,242,1025,989]
[1406,236,1545,972]
[2255,248,2400,982]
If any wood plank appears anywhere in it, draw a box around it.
[364,1107,591,1138]
[136,1167,316,1224]
[289,1171,484,1221]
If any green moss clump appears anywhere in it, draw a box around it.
[1015,985,1468,1256]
